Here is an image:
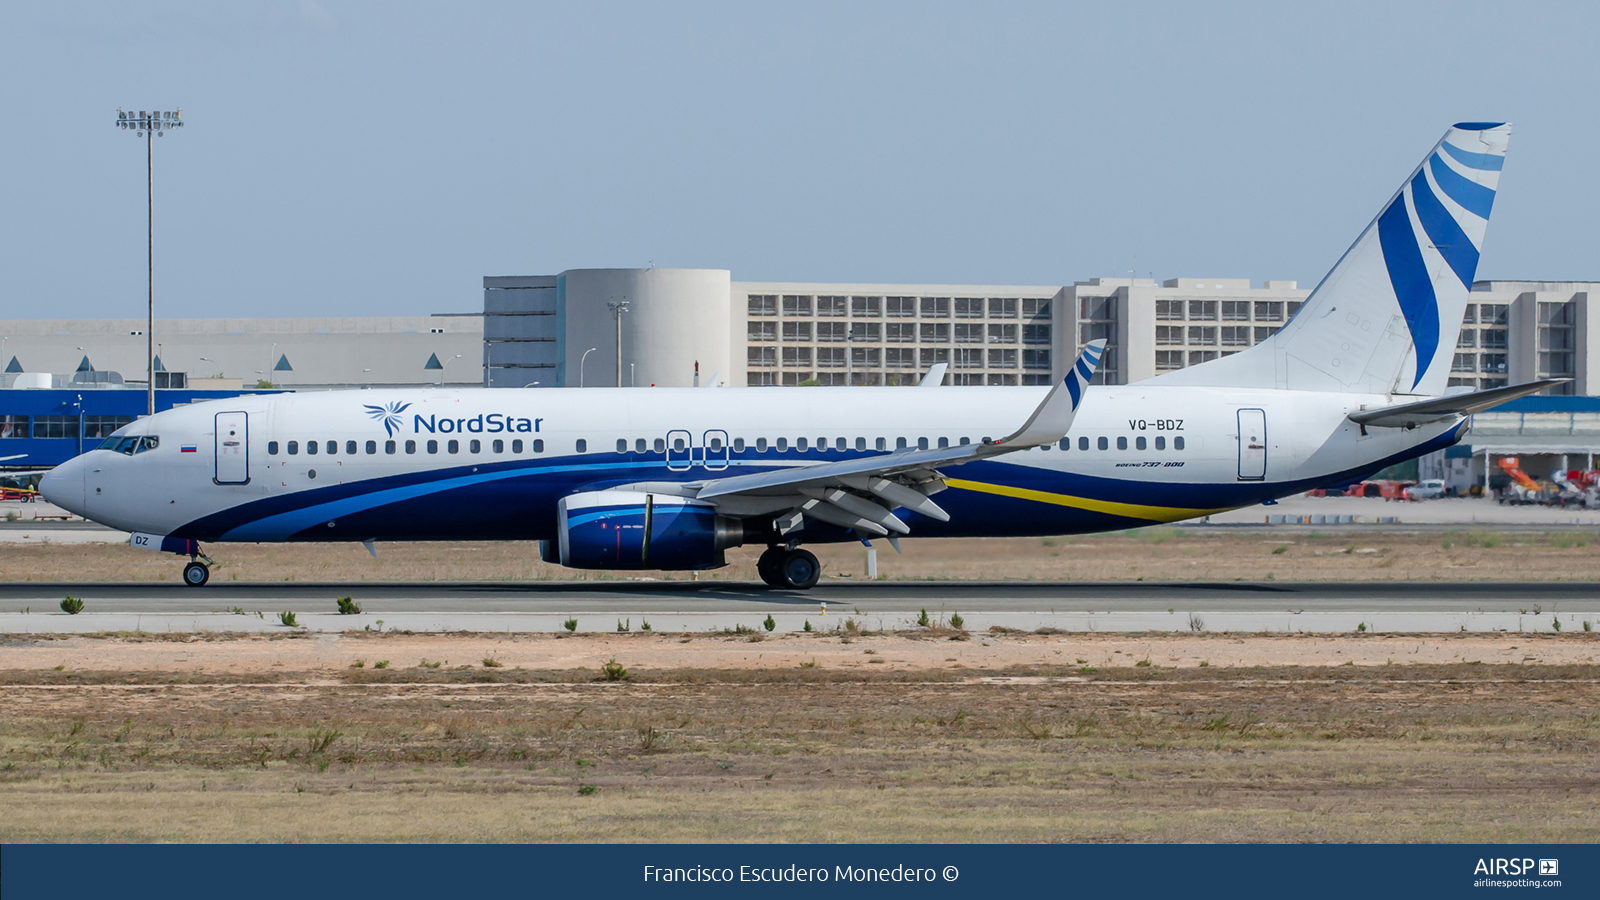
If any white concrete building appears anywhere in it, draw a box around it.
[0,316,483,391]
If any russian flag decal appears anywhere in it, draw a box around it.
[180,445,197,453]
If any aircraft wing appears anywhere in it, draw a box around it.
[1347,378,1569,429]
[687,340,1105,537]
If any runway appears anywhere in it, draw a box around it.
[2,581,1597,636]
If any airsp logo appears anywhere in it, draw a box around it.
[1473,858,1554,876]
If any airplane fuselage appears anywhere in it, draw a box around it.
[44,384,1463,545]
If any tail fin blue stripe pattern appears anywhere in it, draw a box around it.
[1064,370,1082,406]
[1441,141,1505,171]
[1428,154,1496,218]
[1377,195,1440,389]
[1410,168,1478,288]
[1075,358,1094,382]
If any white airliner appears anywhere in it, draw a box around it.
[42,123,1554,589]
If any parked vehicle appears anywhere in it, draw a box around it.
[1403,479,1446,501]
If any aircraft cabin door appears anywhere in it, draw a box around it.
[665,429,693,471]
[1237,408,1266,481]
[702,429,729,471]
[214,411,250,485]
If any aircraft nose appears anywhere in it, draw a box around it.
[38,456,86,517]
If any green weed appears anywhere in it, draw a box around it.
[60,595,84,615]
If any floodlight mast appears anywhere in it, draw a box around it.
[115,108,184,416]
[607,300,630,387]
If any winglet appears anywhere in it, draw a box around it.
[918,363,947,387]
[998,340,1105,448]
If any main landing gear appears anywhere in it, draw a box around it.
[757,546,821,590]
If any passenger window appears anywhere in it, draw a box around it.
[576,439,587,453]
[512,439,523,453]
[876,438,886,451]
[673,437,685,452]
[733,438,745,452]
[288,441,299,455]
[896,437,908,450]
[1097,437,1108,450]
[938,437,949,449]
[405,440,416,454]
[1135,436,1146,450]
[655,438,666,453]
[346,441,357,455]
[307,441,318,455]
[268,441,279,455]
[776,438,788,452]
[816,437,826,451]
[1174,436,1185,450]
[365,440,377,454]
[797,437,808,452]
[1079,436,1089,451]
[533,439,544,453]
[1058,438,1069,450]
[710,437,723,450]
[1117,436,1128,450]
[836,438,846,451]
[427,440,439,454]
[855,437,866,452]
[917,437,929,450]
[326,440,337,455]
[448,440,460,453]
[469,439,480,453]
[756,437,768,452]
[636,438,646,452]
[960,437,971,446]
[385,440,396,454]
[617,439,626,453]
[493,439,504,453]
[1155,436,1165,450]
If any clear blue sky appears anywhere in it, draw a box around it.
[3,1,1596,319]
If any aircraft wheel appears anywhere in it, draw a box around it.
[756,547,786,587]
[182,561,210,587]
[779,548,820,590]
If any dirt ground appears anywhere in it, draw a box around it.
[0,631,1596,843]
[8,528,1600,584]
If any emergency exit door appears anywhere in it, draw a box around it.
[214,411,250,485]
[1237,408,1266,481]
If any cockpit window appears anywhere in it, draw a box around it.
[98,435,158,455]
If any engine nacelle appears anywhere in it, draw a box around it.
[542,490,744,570]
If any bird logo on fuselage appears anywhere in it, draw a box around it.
[363,401,412,438]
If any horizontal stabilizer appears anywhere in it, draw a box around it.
[1347,379,1568,428]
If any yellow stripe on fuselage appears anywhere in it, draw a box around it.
[944,478,1231,523]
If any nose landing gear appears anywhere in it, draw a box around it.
[756,545,821,590]
[182,559,211,587]
[177,544,216,588]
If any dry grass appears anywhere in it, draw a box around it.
[0,661,1595,842]
[8,529,1600,584]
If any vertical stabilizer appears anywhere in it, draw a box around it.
[1154,123,1511,396]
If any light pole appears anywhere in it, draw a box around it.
[437,354,463,386]
[607,300,629,387]
[579,347,597,387]
[115,108,184,416]
[630,362,635,387]
[198,357,222,377]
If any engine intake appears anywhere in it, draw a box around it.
[542,490,744,570]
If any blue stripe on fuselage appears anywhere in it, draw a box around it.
[176,423,1464,544]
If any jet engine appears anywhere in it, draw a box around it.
[541,490,746,570]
